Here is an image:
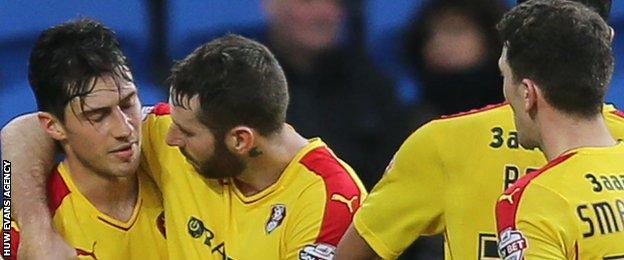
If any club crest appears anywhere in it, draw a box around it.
[266,204,286,234]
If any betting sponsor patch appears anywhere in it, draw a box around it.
[299,243,335,260]
[498,228,528,260]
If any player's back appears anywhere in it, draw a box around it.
[353,103,624,259]
[426,103,545,259]
[496,143,624,259]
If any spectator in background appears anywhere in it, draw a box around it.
[405,0,508,126]
[258,0,405,189]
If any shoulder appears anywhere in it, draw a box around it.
[400,102,514,157]
[603,103,624,119]
[142,103,171,125]
[496,152,576,231]
[412,102,513,140]
[430,102,513,129]
[298,146,364,198]
[143,103,170,117]
[295,146,365,245]
[603,103,624,140]
[47,166,72,213]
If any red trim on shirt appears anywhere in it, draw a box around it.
[299,147,362,246]
[8,225,19,260]
[152,103,171,115]
[611,110,624,119]
[47,167,71,212]
[495,152,576,233]
[439,102,509,120]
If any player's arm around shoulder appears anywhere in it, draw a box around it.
[140,103,174,186]
[496,182,576,260]
[1,114,76,260]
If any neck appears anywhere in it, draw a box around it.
[538,112,616,161]
[233,125,309,196]
[62,153,138,221]
[268,27,317,73]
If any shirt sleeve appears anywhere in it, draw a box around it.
[496,183,576,260]
[353,122,446,259]
[140,103,174,188]
[282,181,329,260]
[283,165,366,260]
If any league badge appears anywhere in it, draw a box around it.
[498,228,528,260]
[299,243,335,260]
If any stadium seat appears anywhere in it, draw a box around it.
[168,0,266,59]
[363,0,425,104]
[0,0,166,127]
[364,0,624,107]
[607,20,624,108]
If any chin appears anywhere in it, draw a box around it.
[196,168,232,179]
[111,162,140,177]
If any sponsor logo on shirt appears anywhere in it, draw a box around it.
[76,241,98,259]
[498,228,527,260]
[187,216,232,259]
[330,194,359,213]
[498,188,520,205]
[299,243,335,260]
[266,204,286,234]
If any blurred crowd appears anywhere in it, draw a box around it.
[2,0,624,258]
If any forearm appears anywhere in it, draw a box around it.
[335,225,380,260]
[1,113,57,232]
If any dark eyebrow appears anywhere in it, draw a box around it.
[120,90,137,102]
[82,106,110,115]
[82,90,137,114]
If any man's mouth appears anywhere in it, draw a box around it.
[110,142,138,160]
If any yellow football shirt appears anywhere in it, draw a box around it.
[496,143,624,259]
[353,103,624,259]
[10,162,167,259]
[140,103,367,260]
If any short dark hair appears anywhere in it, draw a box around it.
[29,18,132,121]
[517,0,612,20]
[498,0,613,117]
[169,34,289,136]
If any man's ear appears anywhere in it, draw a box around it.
[37,112,66,141]
[521,78,538,114]
[224,126,257,156]
[609,26,615,43]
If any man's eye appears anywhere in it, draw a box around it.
[182,130,193,137]
[86,111,108,122]
[121,100,136,110]
[89,114,105,122]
